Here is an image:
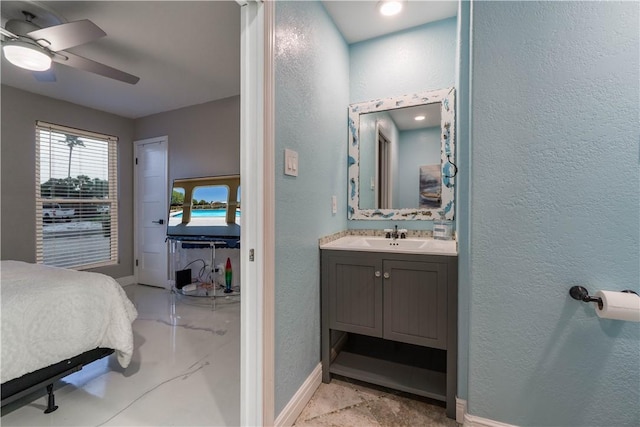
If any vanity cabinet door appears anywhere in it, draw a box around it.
[326,252,383,337]
[382,260,448,349]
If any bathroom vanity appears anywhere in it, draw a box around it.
[326,85,459,418]
[320,237,457,418]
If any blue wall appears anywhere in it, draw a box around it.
[467,1,639,425]
[349,17,457,230]
[273,0,349,417]
[350,17,457,103]
[397,127,441,207]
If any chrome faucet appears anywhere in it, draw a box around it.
[392,225,399,240]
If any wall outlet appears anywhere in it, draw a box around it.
[331,195,337,214]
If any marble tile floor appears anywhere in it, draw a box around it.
[1,284,241,427]
[294,377,459,427]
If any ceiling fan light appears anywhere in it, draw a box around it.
[3,41,52,71]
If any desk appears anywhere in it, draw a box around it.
[168,237,240,309]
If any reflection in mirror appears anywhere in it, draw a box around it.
[167,175,241,238]
[348,88,455,220]
[359,103,442,209]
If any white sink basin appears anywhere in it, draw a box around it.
[349,238,428,250]
[320,235,457,255]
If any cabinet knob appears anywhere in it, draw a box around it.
[383,272,390,279]
[375,271,381,278]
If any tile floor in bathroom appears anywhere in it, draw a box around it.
[295,377,458,427]
[1,284,457,426]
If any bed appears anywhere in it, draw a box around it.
[1,260,137,413]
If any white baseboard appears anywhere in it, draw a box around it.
[456,397,467,424]
[457,397,517,427]
[115,275,136,287]
[274,363,322,427]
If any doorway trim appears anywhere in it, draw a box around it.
[239,0,275,425]
[262,0,276,424]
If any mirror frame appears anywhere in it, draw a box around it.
[347,87,455,220]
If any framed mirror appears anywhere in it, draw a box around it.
[347,87,455,220]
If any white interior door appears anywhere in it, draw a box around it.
[134,136,169,288]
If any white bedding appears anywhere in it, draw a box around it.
[1,260,138,383]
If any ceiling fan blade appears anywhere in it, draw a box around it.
[0,27,19,39]
[53,51,140,85]
[27,20,106,51]
[33,68,57,82]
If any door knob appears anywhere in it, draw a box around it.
[152,219,164,225]
[383,272,390,279]
[375,271,381,277]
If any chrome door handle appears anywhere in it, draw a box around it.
[375,271,381,278]
[383,272,390,279]
[152,219,164,225]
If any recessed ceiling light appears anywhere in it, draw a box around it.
[414,115,426,121]
[378,0,404,17]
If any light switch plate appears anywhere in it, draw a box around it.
[284,148,298,177]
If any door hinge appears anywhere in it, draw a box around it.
[135,157,138,165]
[136,259,139,267]
[249,249,255,262]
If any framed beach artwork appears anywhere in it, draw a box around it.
[419,164,442,208]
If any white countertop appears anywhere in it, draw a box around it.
[320,235,457,256]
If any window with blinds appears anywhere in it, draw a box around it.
[35,121,118,269]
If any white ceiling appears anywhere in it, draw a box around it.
[388,102,441,130]
[1,1,241,119]
[322,0,458,44]
[1,1,457,119]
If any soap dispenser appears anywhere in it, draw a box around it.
[433,218,453,240]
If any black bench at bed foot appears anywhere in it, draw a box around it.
[44,384,58,414]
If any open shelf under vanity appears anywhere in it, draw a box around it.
[329,333,447,402]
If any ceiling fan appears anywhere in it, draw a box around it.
[0,10,139,84]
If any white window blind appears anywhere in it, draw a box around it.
[35,121,118,269]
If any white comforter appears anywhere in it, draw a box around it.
[1,260,138,383]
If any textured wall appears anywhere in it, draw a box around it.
[350,17,457,104]
[349,17,457,230]
[274,1,349,417]
[0,85,135,279]
[468,2,639,425]
[134,95,240,184]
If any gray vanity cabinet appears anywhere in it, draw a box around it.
[321,249,458,419]
[383,260,448,349]
[326,254,447,348]
[327,252,383,337]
